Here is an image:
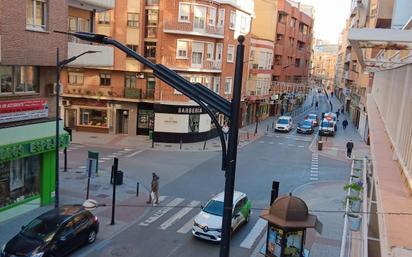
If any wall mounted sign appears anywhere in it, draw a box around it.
[0,99,48,124]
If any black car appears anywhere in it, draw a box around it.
[1,206,99,257]
[297,120,314,134]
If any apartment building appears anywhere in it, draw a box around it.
[272,0,313,84]
[338,0,412,256]
[311,41,338,92]
[245,0,277,125]
[0,0,70,219]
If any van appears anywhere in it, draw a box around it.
[319,118,335,136]
[275,116,293,132]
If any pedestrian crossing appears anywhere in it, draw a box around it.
[136,196,267,250]
[310,153,319,181]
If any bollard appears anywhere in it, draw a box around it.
[203,140,207,150]
[180,139,183,150]
[136,182,139,197]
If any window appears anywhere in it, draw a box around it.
[68,17,90,42]
[100,74,111,86]
[0,66,12,94]
[217,9,225,27]
[144,42,157,59]
[26,0,47,31]
[127,13,139,27]
[278,12,287,24]
[229,11,236,29]
[176,40,188,59]
[290,18,296,28]
[240,16,247,33]
[213,77,220,93]
[191,42,204,66]
[206,43,214,60]
[227,45,235,63]
[216,43,223,62]
[274,55,282,65]
[146,9,159,26]
[126,44,138,57]
[209,8,216,26]
[276,34,283,44]
[178,3,190,22]
[68,72,84,85]
[194,6,206,30]
[224,77,232,94]
[80,109,108,127]
[295,58,301,67]
[204,76,211,89]
[14,66,39,93]
[98,11,110,24]
[125,73,136,88]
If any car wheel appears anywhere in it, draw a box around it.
[87,229,97,244]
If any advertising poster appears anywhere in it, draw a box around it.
[0,99,48,124]
[268,226,283,257]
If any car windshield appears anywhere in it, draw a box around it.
[321,121,334,128]
[301,120,312,127]
[21,218,59,242]
[308,114,317,120]
[203,200,224,217]
[277,119,289,125]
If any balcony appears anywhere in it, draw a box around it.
[161,56,222,72]
[163,20,224,39]
[246,80,271,98]
[124,88,141,99]
[68,0,114,12]
[67,42,114,67]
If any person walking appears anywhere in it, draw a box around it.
[342,119,348,130]
[329,101,333,111]
[335,111,340,119]
[147,172,160,204]
[346,140,354,158]
[315,101,319,110]
[341,105,344,114]
[222,123,229,141]
[331,91,334,98]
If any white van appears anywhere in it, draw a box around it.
[275,116,293,132]
[319,118,335,136]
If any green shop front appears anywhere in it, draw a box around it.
[0,121,69,222]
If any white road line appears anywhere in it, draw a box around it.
[311,164,319,167]
[112,152,123,156]
[258,141,265,144]
[139,198,184,226]
[78,166,86,169]
[278,142,284,145]
[240,218,267,249]
[310,173,318,177]
[98,160,105,163]
[269,142,274,145]
[298,145,305,148]
[126,150,143,158]
[159,201,200,230]
[101,157,111,160]
[311,167,318,170]
[177,216,196,234]
[107,155,117,158]
[310,177,318,180]
[288,144,294,147]
[124,148,133,151]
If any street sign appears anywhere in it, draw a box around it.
[87,151,99,174]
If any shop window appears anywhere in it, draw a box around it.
[98,11,110,24]
[0,66,13,94]
[138,109,154,130]
[68,72,84,85]
[127,13,139,27]
[26,0,47,31]
[14,66,39,93]
[125,73,136,88]
[100,73,111,86]
[80,109,108,127]
[0,155,41,208]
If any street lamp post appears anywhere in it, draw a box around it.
[55,48,99,208]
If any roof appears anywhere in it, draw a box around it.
[213,191,245,204]
[278,116,292,119]
[38,205,85,224]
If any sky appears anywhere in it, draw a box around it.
[296,0,351,44]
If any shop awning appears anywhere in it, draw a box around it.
[0,120,69,162]
[348,28,412,72]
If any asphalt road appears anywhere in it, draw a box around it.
[58,92,351,257]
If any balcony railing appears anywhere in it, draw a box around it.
[161,56,222,71]
[163,19,224,38]
[124,88,141,99]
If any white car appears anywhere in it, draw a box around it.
[192,191,252,242]
[274,116,293,132]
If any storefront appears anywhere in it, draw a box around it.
[0,120,69,222]
[153,103,217,143]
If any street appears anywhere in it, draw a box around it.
[52,92,352,257]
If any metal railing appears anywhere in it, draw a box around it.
[163,19,224,37]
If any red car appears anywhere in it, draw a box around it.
[305,113,319,127]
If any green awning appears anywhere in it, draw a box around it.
[0,121,69,162]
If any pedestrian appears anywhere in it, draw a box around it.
[329,101,333,111]
[346,140,354,158]
[331,91,334,98]
[147,172,160,205]
[222,123,229,141]
[335,111,340,119]
[342,119,348,130]
[315,101,318,109]
[281,107,285,116]
[341,106,344,114]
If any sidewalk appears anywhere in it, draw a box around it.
[310,95,370,161]
[250,181,347,257]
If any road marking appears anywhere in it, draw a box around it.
[159,201,200,230]
[124,148,133,151]
[177,216,197,234]
[278,142,284,145]
[310,177,318,181]
[288,144,294,147]
[78,166,86,169]
[310,173,318,177]
[101,157,111,160]
[67,149,72,152]
[298,145,305,148]
[269,142,274,145]
[126,150,143,158]
[311,164,319,167]
[107,155,117,158]
[139,198,184,226]
[310,167,318,170]
[258,141,265,144]
[240,218,267,249]
[98,160,105,163]
[112,152,123,156]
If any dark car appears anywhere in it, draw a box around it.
[297,120,314,134]
[1,206,99,257]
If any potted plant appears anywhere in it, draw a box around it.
[348,213,361,231]
[344,181,363,197]
[346,196,361,212]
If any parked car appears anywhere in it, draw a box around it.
[1,206,99,257]
[324,112,337,131]
[305,113,319,127]
[297,120,315,134]
[274,116,293,132]
[192,191,251,242]
[319,118,335,136]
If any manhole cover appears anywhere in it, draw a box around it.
[96,193,109,198]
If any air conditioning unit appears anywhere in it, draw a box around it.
[62,100,71,107]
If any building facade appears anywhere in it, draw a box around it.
[311,41,338,93]
[0,0,70,220]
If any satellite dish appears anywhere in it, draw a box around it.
[83,199,98,211]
